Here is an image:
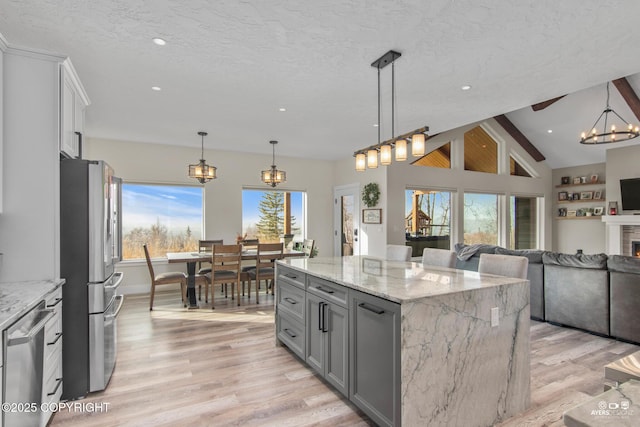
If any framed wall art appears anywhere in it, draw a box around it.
[362,208,382,224]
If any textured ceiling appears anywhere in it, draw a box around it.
[2,0,640,168]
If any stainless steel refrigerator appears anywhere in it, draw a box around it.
[60,159,124,400]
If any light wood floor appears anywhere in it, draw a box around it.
[50,288,639,427]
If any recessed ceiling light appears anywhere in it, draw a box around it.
[373,124,379,127]
[547,129,553,133]
[152,38,166,46]
[151,86,162,91]
[279,107,286,112]
[461,85,472,91]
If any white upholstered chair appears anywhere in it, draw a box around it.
[478,253,528,279]
[386,244,412,261]
[421,248,457,269]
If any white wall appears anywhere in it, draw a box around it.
[386,119,553,251]
[606,144,640,209]
[0,49,62,282]
[84,137,334,293]
[552,163,606,254]
[331,157,388,258]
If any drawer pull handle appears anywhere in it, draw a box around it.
[358,302,385,315]
[316,286,334,295]
[48,332,63,346]
[283,328,297,338]
[48,378,63,396]
[284,273,298,279]
[284,297,297,305]
[47,297,63,308]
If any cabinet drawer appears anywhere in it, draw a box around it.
[277,281,305,322]
[277,265,306,289]
[43,351,63,403]
[307,276,348,308]
[277,312,305,360]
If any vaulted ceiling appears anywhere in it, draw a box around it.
[2,0,640,169]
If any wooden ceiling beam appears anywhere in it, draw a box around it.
[612,77,640,122]
[531,95,566,111]
[492,114,546,162]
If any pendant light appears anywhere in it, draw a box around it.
[354,50,429,170]
[580,81,640,144]
[261,140,286,187]
[188,131,217,183]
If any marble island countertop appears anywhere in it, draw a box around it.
[279,255,527,303]
[0,279,65,331]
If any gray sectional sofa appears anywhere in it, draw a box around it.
[453,243,640,344]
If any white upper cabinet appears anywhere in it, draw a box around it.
[60,59,89,159]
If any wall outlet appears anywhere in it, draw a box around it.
[491,307,499,327]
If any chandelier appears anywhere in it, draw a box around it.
[354,50,429,171]
[188,131,217,183]
[580,81,640,144]
[261,140,286,187]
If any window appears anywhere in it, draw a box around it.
[510,156,532,177]
[121,183,203,259]
[510,195,539,249]
[405,189,451,249]
[464,126,498,173]
[464,193,498,245]
[242,189,306,243]
[412,142,451,168]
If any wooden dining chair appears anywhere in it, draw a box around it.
[144,244,187,310]
[197,239,223,299]
[205,244,243,309]
[247,242,284,303]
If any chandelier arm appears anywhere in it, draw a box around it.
[392,59,395,139]
[609,109,632,126]
[378,67,381,144]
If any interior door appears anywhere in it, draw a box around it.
[334,184,360,256]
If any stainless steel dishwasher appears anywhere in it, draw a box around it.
[3,300,54,427]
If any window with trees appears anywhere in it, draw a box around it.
[464,192,499,245]
[121,183,203,259]
[405,189,452,249]
[510,195,539,249]
[242,189,306,243]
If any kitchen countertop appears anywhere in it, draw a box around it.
[278,255,526,303]
[0,279,65,331]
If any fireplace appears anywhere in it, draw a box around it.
[634,241,640,258]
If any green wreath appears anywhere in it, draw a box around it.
[362,182,380,208]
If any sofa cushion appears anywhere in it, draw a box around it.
[495,247,545,264]
[542,252,608,269]
[454,243,499,260]
[608,255,640,274]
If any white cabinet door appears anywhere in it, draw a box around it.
[60,68,77,158]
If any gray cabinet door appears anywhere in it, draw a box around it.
[306,292,349,397]
[349,290,401,427]
[325,302,348,397]
[306,293,325,375]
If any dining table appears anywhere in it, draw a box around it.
[166,248,305,308]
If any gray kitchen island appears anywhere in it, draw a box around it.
[275,255,530,427]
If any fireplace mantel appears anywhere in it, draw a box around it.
[602,215,640,254]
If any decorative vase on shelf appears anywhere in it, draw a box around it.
[608,201,618,215]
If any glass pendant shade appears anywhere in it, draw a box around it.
[188,131,217,183]
[395,139,407,161]
[367,149,378,168]
[412,133,426,156]
[380,144,392,165]
[355,153,366,171]
[261,140,287,187]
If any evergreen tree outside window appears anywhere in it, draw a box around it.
[243,189,305,243]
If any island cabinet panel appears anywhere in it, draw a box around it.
[306,292,349,397]
[275,265,307,360]
[349,290,401,427]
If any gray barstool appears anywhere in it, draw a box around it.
[386,244,412,261]
[421,248,457,269]
[478,253,528,279]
